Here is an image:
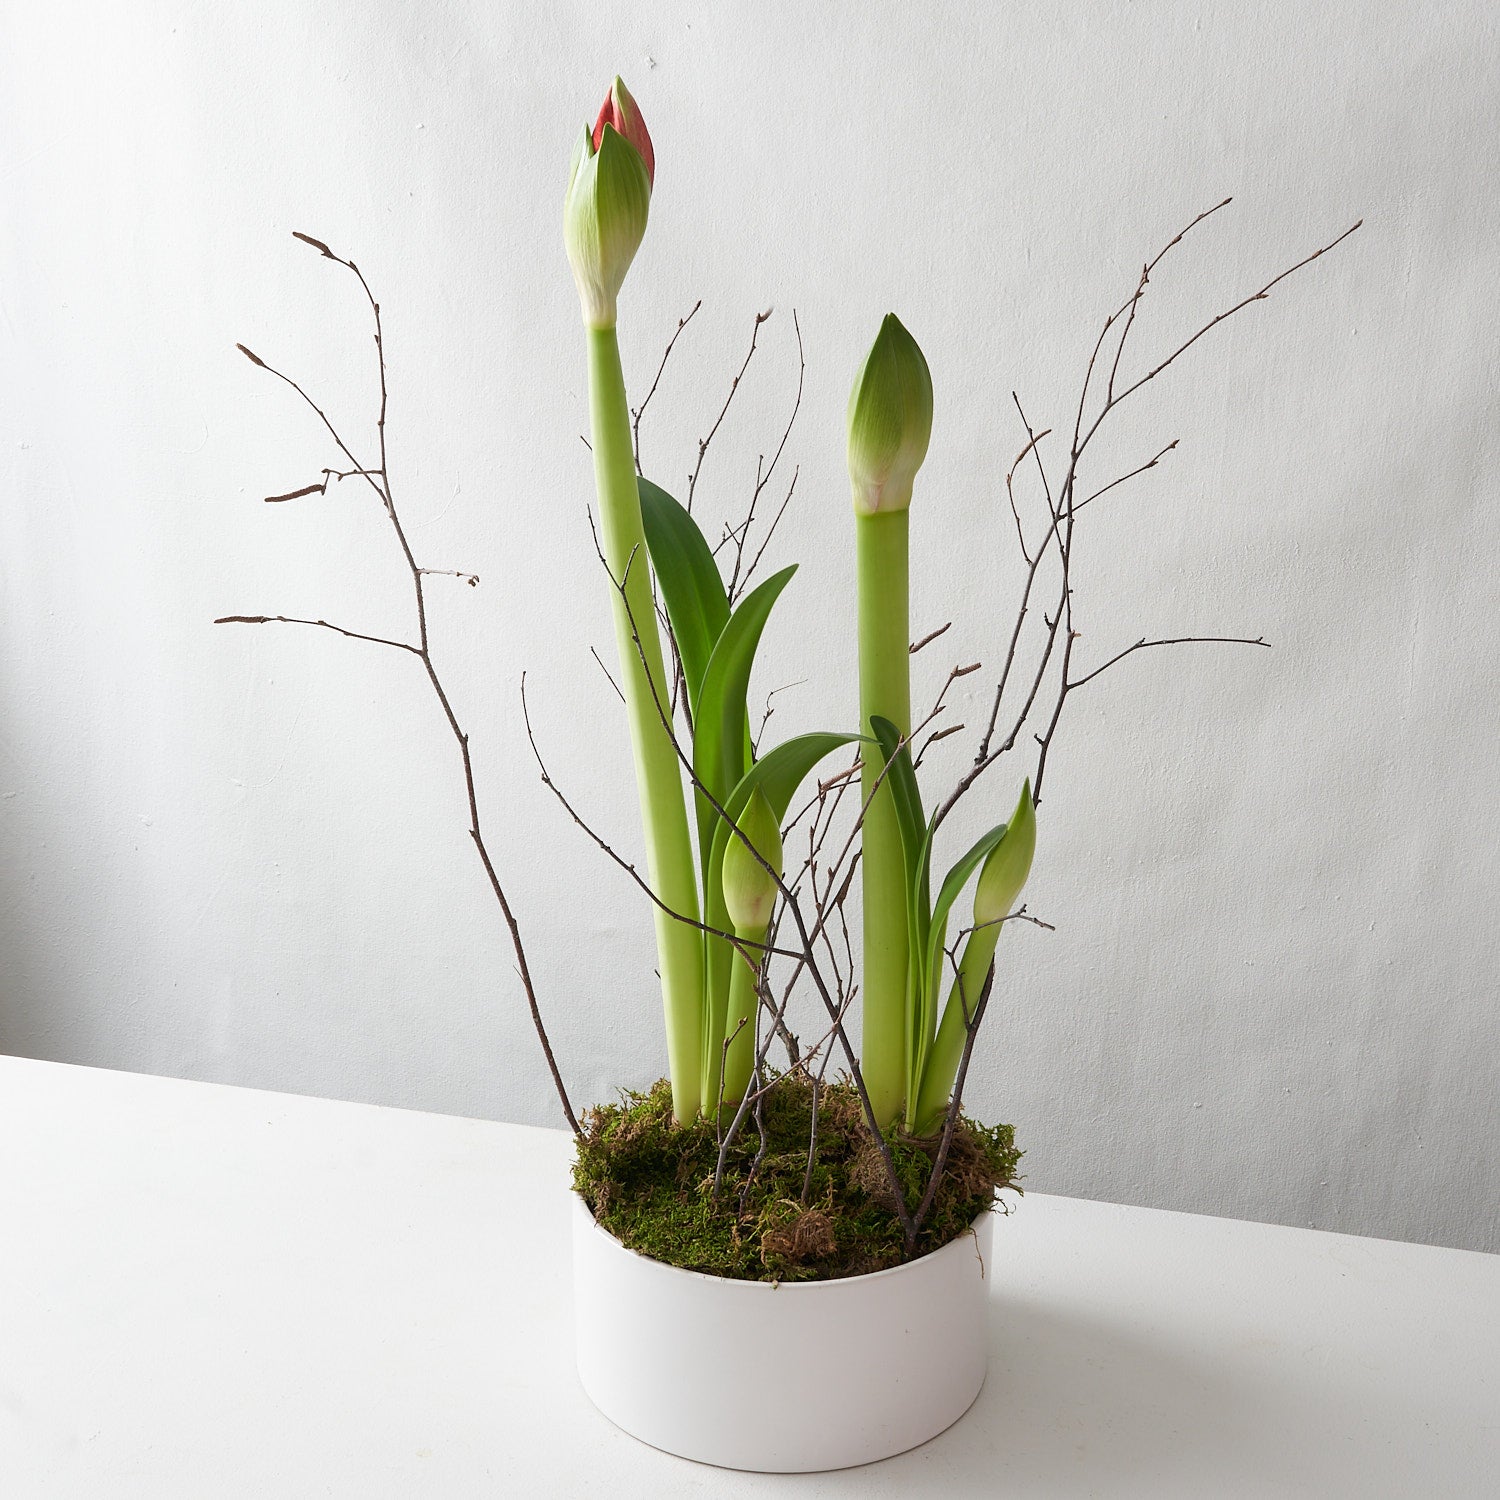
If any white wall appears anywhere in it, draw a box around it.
[2,1,1495,1252]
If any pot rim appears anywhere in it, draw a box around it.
[572,1190,994,1291]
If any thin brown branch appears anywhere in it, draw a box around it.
[913,721,965,771]
[233,238,580,1136]
[1073,440,1178,513]
[1107,198,1231,406]
[633,299,702,475]
[741,466,799,592]
[939,208,1359,833]
[589,645,626,704]
[728,309,804,604]
[1080,218,1363,459]
[264,482,326,504]
[753,678,808,757]
[910,622,952,655]
[908,965,996,1248]
[417,567,480,587]
[687,307,772,514]
[519,675,788,964]
[1068,634,1269,691]
[214,614,420,655]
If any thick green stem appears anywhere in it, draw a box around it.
[718,928,765,1113]
[857,508,911,1128]
[912,926,998,1135]
[588,324,704,1122]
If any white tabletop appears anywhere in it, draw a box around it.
[1,1055,1495,1498]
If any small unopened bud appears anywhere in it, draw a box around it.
[564,81,653,329]
[973,781,1036,930]
[721,790,784,933]
[847,313,934,515]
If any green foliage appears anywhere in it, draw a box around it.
[638,478,729,719]
[690,565,797,873]
[700,732,859,1111]
[572,1074,1021,1282]
[720,788,783,935]
[868,714,931,944]
[915,820,1011,1081]
[872,707,1024,1121]
[635,479,857,1116]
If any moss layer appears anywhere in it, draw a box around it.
[572,1074,1020,1281]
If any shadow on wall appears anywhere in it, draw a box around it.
[0,705,140,1071]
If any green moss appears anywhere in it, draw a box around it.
[571,1074,1021,1281]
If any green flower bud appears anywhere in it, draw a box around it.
[563,100,652,330]
[846,313,934,515]
[973,780,1036,930]
[721,790,784,934]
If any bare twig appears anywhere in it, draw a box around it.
[1090,218,1363,444]
[1073,440,1178,513]
[934,207,1360,829]
[740,466,800,594]
[687,308,772,514]
[520,676,785,962]
[910,622,952,655]
[228,235,581,1136]
[417,567,480,587]
[753,678,807,757]
[910,965,996,1248]
[728,310,805,605]
[1068,634,1269,691]
[633,299,702,474]
[264,482,325,504]
[213,614,419,656]
[589,645,626,705]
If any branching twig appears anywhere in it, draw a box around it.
[228,234,581,1136]
[933,206,1359,828]
[1068,634,1269,691]
[687,308,772,514]
[214,614,419,656]
[633,299,702,475]
[910,622,952,655]
[728,310,805,605]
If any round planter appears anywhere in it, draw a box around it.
[571,1194,994,1472]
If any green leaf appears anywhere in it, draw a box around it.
[690,565,796,875]
[720,731,861,833]
[869,715,940,1101]
[700,730,860,1108]
[868,714,930,947]
[914,819,1011,1085]
[907,819,937,1079]
[868,718,923,864]
[637,478,729,717]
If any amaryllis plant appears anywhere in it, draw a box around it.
[225,76,1358,1255]
[562,79,1045,1146]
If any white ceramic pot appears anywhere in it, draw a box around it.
[571,1194,994,1472]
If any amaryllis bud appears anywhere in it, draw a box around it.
[592,75,654,187]
[973,781,1036,930]
[564,109,652,330]
[721,790,784,934]
[846,313,934,515]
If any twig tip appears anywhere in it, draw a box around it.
[291,231,335,258]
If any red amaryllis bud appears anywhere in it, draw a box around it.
[592,76,654,187]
